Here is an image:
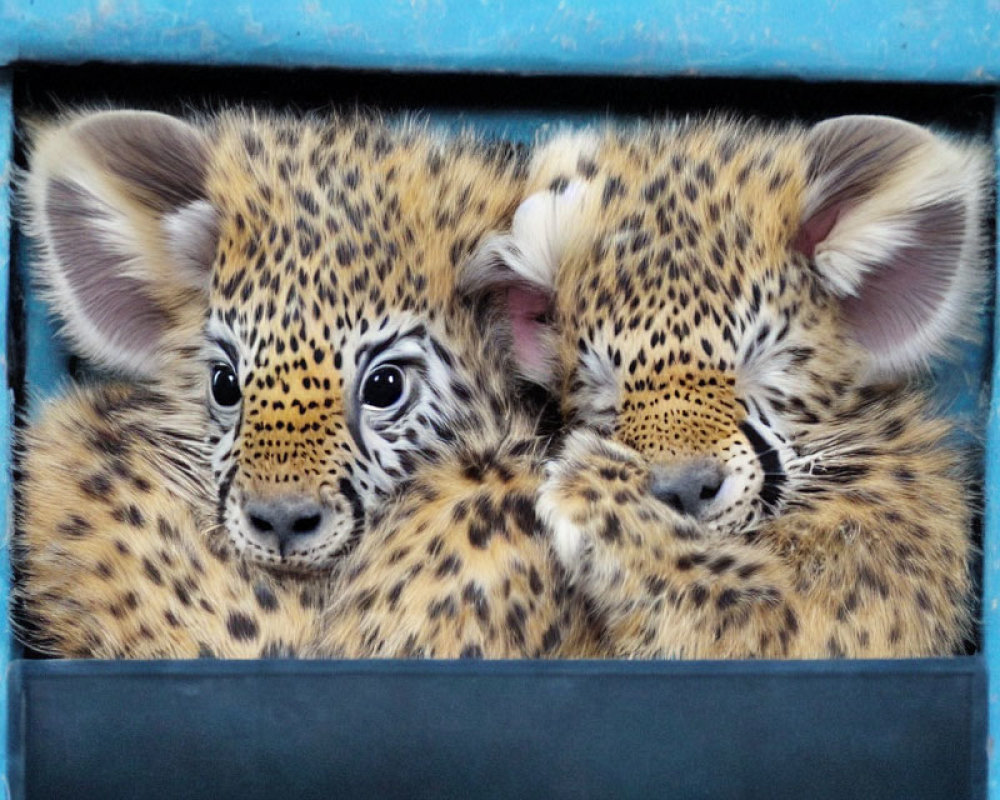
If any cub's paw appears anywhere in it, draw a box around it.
[538,429,799,659]
[539,429,698,585]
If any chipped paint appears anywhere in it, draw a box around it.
[0,0,995,80]
[0,2,998,796]
[0,69,12,795]
[985,99,1000,799]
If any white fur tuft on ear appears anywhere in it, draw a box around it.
[462,181,588,386]
[164,199,220,292]
[465,180,587,294]
[798,115,991,377]
[21,110,215,377]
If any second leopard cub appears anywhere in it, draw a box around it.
[472,114,989,658]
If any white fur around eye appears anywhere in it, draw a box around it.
[573,342,619,428]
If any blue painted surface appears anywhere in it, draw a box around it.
[17,237,69,418]
[0,2,996,795]
[6,657,988,800]
[985,100,1000,800]
[0,70,13,800]
[930,337,991,447]
[0,0,996,82]
[6,104,995,798]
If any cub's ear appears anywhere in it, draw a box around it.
[796,115,991,378]
[22,110,218,377]
[461,182,586,387]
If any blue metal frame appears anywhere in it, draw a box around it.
[0,70,13,799]
[0,2,997,798]
[0,0,997,82]
[7,657,987,799]
[17,235,68,417]
[985,98,1000,799]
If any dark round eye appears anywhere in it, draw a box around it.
[362,365,405,409]
[211,364,242,407]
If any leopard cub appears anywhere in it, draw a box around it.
[472,114,990,658]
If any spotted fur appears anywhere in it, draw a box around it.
[475,115,989,658]
[14,109,595,658]
[15,383,320,658]
[308,427,596,659]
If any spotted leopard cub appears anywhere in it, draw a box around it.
[15,109,577,658]
[474,115,990,658]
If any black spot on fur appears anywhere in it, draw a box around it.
[299,586,323,610]
[506,602,527,646]
[542,623,562,653]
[577,157,598,179]
[111,504,145,528]
[58,515,92,538]
[356,588,378,612]
[716,589,740,610]
[708,555,735,574]
[142,558,163,585]
[387,580,406,609]
[79,473,113,499]
[254,583,279,612]
[454,583,485,626]
[600,513,623,543]
[157,517,179,540]
[436,553,462,577]
[226,611,260,642]
[460,644,484,659]
[602,176,625,207]
[505,493,541,538]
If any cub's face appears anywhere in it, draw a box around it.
[26,110,527,572]
[199,117,528,571]
[471,116,986,538]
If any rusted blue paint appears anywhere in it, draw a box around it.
[985,97,1000,799]
[17,235,70,417]
[1,3,998,796]
[0,68,13,800]
[0,0,996,82]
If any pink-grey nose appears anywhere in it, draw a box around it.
[244,496,325,554]
[649,459,724,518]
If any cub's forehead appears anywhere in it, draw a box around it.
[200,113,525,328]
[537,120,812,302]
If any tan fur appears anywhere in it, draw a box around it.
[491,117,987,658]
[16,383,322,658]
[17,110,985,662]
[311,419,597,659]
[15,110,594,659]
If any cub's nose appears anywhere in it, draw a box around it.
[649,459,724,518]
[244,496,326,555]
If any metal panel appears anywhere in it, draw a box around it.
[1,18,996,798]
[984,96,1000,800]
[0,69,14,800]
[16,235,70,416]
[6,658,988,800]
[0,0,996,82]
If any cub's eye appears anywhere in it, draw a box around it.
[362,364,405,409]
[211,364,242,407]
